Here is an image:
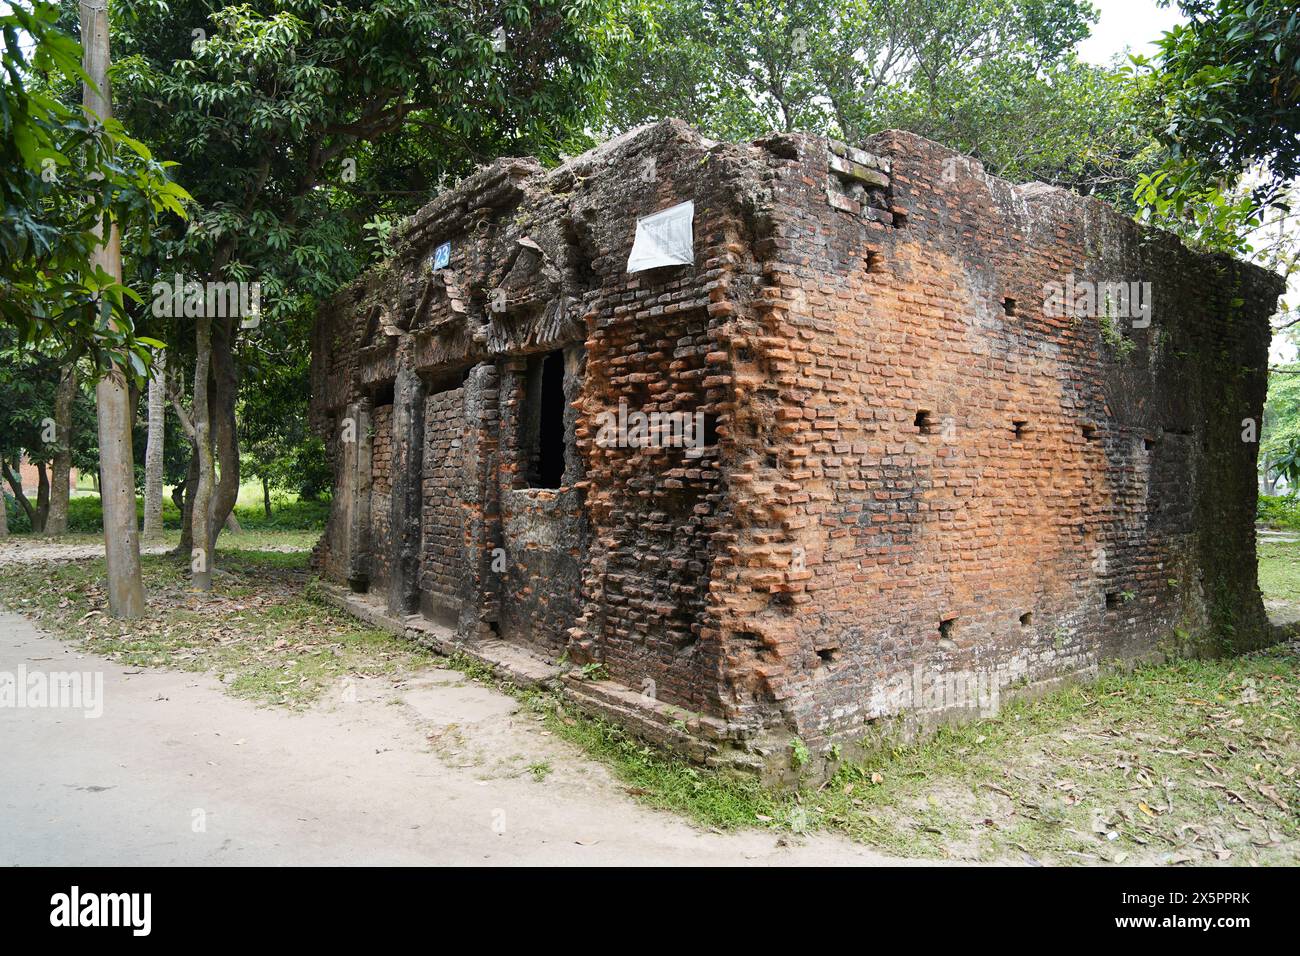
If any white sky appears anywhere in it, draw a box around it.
[1077,0,1186,65]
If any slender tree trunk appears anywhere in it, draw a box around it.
[262,475,271,518]
[46,365,77,535]
[191,314,215,591]
[3,461,35,528]
[143,349,167,539]
[34,461,50,533]
[209,315,240,546]
[177,449,197,555]
[81,0,145,617]
[0,485,8,537]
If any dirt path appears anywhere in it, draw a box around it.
[0,539,174,566]
[0,543,915,866]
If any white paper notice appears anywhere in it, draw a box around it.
[626,200,695,273]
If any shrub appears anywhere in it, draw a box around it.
[1257,494,1300,530]
[1,492,328,535]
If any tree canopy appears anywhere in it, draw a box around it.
[1,1,189,374]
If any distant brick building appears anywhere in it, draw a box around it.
[311,120,1283,779]
[16,456,78,496]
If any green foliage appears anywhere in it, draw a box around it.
[1,1,190,375]
[1257,493,1300,530]
[3,492,329,534]
[790,736,810,768]
[1130,0,1300,251]
[1262,368,1300,462]
[239,310,330,500]
[606,0,1158,205]
[109,0,624,318]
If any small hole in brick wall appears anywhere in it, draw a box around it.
[1019,611,1034,627]
[915,410,935,434]
[1144,435,1156,451]
[1082,424,1098,441]
[735,346,753,362]
[1105,592,1121,610]
[893,209,909,227]
[766,452,778,468]
[1002,297,1017,316]
[865,251,883,273]
[816,647,840,665]
[939,617,957,641]
[702,413,720,446]
[1013,420,1028,439]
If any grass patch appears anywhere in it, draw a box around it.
[0,542,432,708]
[1258,539,1300,603]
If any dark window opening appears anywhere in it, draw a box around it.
[1143,435,1156,451]
[1002,296,1017,316]
[702,413,720,446]
[1105,592,1120,610]
[371,381,395,407]
[939,617,956,641]
[525,350,566,489]
[1082,424,1098,441]
[1019,611,1033,627]
[915,410,935,435]
[1013,419,1028,439]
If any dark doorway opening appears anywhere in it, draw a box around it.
[527,349,566,489]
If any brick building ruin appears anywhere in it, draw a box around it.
[310,119,1284,779]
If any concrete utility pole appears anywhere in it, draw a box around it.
[80,0,146,617]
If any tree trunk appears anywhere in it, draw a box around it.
[262,475,271,518]
[208,315,240,547]
[143,348,167,539]
[46,365,77,535]
[0,485,7,537]
[2,461,35,529]
[191,313,215,591]
[177,447,198,555]
[81,0,145,617]
[34,461,50,534]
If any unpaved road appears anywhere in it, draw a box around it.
[0,549,913,866]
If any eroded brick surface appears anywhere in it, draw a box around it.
[311,120,1284,775]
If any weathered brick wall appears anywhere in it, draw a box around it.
[310,119,1283,775]
[713,129,1283,756]
[421,385,466,619]
[369,403,394,591]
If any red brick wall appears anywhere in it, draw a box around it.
[713,130,1281,753]
[311,121,1282,769]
